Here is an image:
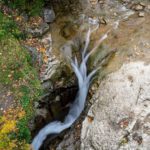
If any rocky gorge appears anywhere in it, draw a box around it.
[0,0,150,150]
[28,0,150,149]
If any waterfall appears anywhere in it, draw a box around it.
[32,25,108,150]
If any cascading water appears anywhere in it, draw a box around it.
[32,24,109,150]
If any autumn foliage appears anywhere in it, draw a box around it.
[0,12,42,150]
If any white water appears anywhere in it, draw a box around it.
[31,26,108,150]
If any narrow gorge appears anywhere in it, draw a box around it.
[0,0,150,150]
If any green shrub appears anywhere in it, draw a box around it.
[0,12,25,39]
[1,0,44,16]
[17,117,31,143]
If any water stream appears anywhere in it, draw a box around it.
[31,8,136,148]
[31,11,127,148]
[31,24,107,150]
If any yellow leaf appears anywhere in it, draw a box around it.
[43,55,48,63]
[40,47,46,53]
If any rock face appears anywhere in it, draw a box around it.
[81,61,150,150]
[26,22,49,37]
[60,41,74,58]
[40,34,60,82]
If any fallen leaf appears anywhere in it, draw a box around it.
[43,55,48,63]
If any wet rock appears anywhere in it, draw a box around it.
[55,117,82,150]
[138,12,145,17]
[81,61,150,150]
[26,22,49,37]
[43,8,56,23]
[34,115,47,134]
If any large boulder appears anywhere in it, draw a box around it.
[81,61,150,150]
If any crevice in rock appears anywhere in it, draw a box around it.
[31,84,78,139]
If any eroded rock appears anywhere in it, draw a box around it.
[81,61,150,150]
[40,34,60,82]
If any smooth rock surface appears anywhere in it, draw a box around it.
[60,41,74,59]
[81,61,150,150]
